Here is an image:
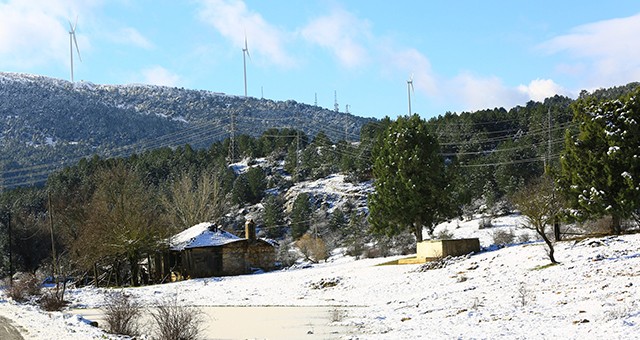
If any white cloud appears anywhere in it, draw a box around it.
[444,75,573,113]
[300,7,371,69]
[383,47,438,97]
[447,72,523,111]
[517,79,569,102]
[140,66,181,87]
[539,12,640,87]
[196,0,294,67]
[0,0,97,68]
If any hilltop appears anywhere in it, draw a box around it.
[0,72,373,186]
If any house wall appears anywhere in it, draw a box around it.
[167,240,276,280]
[221,242,249,276]
[245,240,276,271]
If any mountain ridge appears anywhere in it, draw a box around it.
[0,72,374,187]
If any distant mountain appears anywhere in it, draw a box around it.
[0,72,374,187]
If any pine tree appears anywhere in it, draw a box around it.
[368,114,450,242]
[290,193,312,239]
[262,195,285,238]
[560,87,640,234]
[245,167,267,204]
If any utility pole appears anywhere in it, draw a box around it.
[296,110,301,179]
[7,210,12,287]
[547,106,552,170]
[48,191,58,281]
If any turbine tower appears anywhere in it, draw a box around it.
[68,17,82,83]
[407,74,414,115]
[242,34,251,97]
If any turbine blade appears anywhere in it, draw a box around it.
[73,33,82,62]
[244,35,251,61]
[74,15,78,30]
[68,19,74,32]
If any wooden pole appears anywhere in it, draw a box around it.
[47,191,58,282]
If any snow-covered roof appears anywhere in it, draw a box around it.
[169,222,243,251]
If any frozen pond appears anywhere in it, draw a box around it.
[70,305,357,339]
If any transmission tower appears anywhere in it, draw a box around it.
[344,104,350,142]
[334,90,339,112]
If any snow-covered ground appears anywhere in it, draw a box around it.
[1,215,639,339]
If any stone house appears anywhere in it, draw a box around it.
[156,221,275,280]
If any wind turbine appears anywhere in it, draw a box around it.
[68,17,82,83]
[242,33,251,97]
[407,74,414,115]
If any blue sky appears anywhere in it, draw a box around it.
[2,0,640,119]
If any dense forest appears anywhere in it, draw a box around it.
[0,75,639,288]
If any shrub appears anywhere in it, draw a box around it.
[435,228,455,240]
[103,291,141,336]
[296,234,328,263]
[7,274,41,302]
[39,291,67,311]
[150,298,203,340]
[490,229,515,246]
[275,238,298,268]
[478,217,493,229]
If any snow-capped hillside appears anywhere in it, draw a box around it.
[1,216,639,339]
[283,173,372,214]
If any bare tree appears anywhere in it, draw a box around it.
[162,170,227,231]
[511,175,564,264]
[79,163,168,286]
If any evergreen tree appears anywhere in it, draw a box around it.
[262,195,285,238]
[290,193,312,239]
[368,114,450,242]
[560,87,640,234]
[245,167,267,204]
[231,174,251,205]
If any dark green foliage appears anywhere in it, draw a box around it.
[560,87,640,234]
[245,167,267,204]
[290,193,312,239]
[368,114,451,242]
[262,195,285,238]
[328,209,347,232]
[231,174,251,206]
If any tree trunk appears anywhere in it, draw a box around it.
[129,255,140,287]
[611,215,621,235]
[553,217,561,241]
[539,230,557,264]
[93,263,99,288]
[414,223,423,242]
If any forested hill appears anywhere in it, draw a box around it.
[0,72,373,186]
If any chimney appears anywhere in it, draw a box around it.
[245,219,256,241]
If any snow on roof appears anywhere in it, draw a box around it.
[169,222,243,251]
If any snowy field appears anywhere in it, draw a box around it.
[1,219,639,339]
